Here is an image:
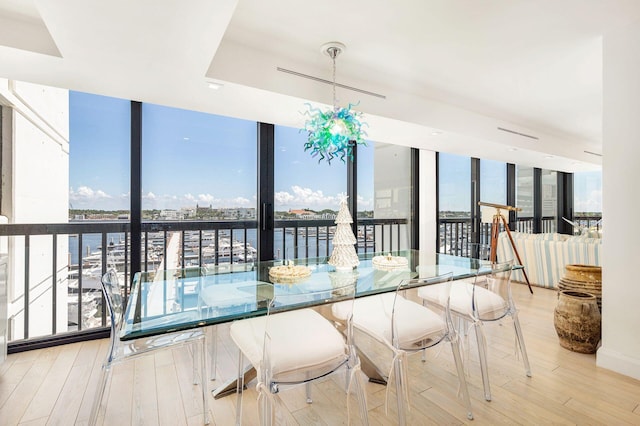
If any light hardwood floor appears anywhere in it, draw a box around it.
[1,283,639,425]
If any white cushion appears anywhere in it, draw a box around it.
[230,308,346,380]
[335,294,445,350]
[419,282,507,320]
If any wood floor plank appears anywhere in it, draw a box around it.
[565,396,640,425]
[17,416,47,426]
[47,360,94,425]
[0,353,33,409]
[103,358,135,425]
[153,352,188,426]
[20,341,81,422]
[171,344,207,422]
[132,355,159,425]
[0,347,60,425]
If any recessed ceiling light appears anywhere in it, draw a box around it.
[544,155,554,159]
[431,131,442,136]
[207,81,223,90]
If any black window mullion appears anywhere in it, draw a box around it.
[257,122,274,261]
[533,167,542,233]
[347,143,357,239]
[507,163,516,231]
[410,148,419,250]
[131,100,142,322]
[471,158,481,247]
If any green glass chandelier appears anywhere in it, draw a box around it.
[303,42,367,164]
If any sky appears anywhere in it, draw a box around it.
[68,91,375,212]
[69,91,602,213]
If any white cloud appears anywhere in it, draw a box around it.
[69,186,131,210]
[70,186,112,201]
[198,193,215,204]
[275,185,342,210]
[229,197,251,206]
[275,191,295,205]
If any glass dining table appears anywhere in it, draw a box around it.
[120,250,513,396]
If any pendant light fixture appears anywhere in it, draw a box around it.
[303,42,367,164]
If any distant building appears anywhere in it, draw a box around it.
[160,209,184,220]
[289,209,316,219]
[180,207,196,218]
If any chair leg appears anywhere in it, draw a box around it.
[394,356,407,426]
[474,321,492,401]
[512,312,532,377]
[353,369,370,426]
[89,363,113,426]
[190,343,198,385]
[207,326,217,381]
[264,395,274,426]
[197,338,210,424]
[450,336,474,420]
[235,350,244,426]
[306,381,313,404]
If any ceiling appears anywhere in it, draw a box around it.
[1,0,638,172]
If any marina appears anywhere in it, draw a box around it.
[64,225,383,329]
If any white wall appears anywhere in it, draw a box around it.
[419,150,437,258]
[0,80,69,339]
[597,20,640,380]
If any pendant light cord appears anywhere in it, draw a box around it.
[329,47,338,111]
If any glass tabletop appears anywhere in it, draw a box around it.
[120,250,510,341]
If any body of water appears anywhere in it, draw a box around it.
[67,228,350,266]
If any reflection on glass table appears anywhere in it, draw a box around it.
[121,251,509,342]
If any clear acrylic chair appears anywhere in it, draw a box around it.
[89,269,209,425]
[229,276,368,426]
[418,260,532,401]
[334,272,473,425]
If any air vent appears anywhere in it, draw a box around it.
[583,150,603,157]
[497,127,539,140]
[276,67,386,99]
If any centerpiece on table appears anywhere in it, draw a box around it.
[268,259,312,284]
[372,253,409,272]
[328,194,360,272]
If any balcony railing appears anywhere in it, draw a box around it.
[0,216,408,351]
[438,215,597,257]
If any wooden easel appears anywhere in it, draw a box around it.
[481,202,534,294]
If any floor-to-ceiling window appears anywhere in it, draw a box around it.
[438,153,471,254]
[68,91,131,330]
[70,92,131,216]
[141,103,257,267]
[516,166,534,232]
[479,159,507,249]
[574,170,602,232]
[357,141,412,253]
[274,125,346,259]
[480,160,507,205]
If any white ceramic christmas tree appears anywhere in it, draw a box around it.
[329,194,360,272]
